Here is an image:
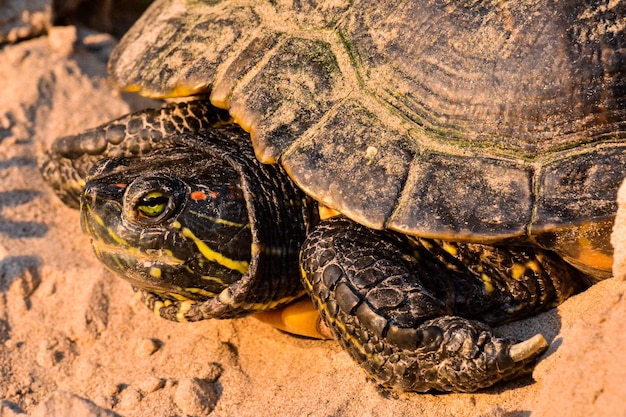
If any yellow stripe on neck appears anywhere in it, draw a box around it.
[179,226,250,274]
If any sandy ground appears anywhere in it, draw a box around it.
[0,26,625,417]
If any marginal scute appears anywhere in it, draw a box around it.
[109,1,261,98]
[229,37,345,163]
[211,33,283,108]
[388,153,532,240]
[534,144,626,228]
[283,99,415,229]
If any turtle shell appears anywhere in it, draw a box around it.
[108,0,626,274]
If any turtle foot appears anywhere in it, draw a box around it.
[343,316,549,393]
[402,318,550,392]
[300,217,551,392]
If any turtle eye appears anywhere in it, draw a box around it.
[124,176,184,226]
[136,191,171,218]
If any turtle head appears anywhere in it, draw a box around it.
[80,148,252,304]
[42,105,315,321]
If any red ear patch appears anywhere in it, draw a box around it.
[191,191,208,201]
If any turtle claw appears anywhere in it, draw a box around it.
[509,334,549,363]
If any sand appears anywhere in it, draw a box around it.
[0,25,625,417]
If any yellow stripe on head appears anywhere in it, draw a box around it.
[87,206,129,246]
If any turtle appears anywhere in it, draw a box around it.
[39,0,626,393]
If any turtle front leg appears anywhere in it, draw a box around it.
[300,217,590,392]
[40,100,229,208]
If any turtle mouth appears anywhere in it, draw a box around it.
[85,231,223,302]
[80,200,196,298]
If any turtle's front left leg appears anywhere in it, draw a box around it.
[40,100,228,208]
[300,217,590,392]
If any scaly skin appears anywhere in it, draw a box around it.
[300,217,589,392]
[40,101,231,208]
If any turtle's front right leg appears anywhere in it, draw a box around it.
[299,217,590,392]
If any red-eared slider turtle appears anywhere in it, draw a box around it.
[40,0,626,392]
